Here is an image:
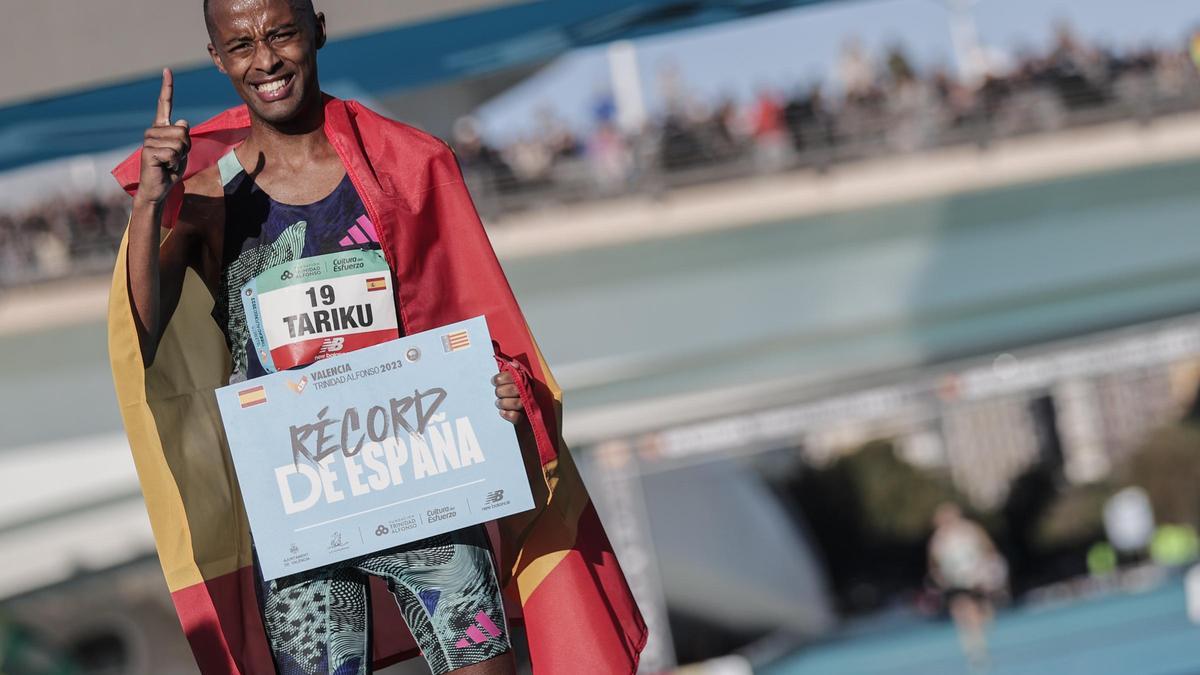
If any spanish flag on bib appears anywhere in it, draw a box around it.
[108,96,647,674]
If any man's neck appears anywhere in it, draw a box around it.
[240,97,337,174]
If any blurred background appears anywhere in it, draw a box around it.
[3,0,1200,673]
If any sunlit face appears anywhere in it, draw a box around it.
[206,0,326,126]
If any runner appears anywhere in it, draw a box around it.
[927,503,1007,671]
[109,0,646,673]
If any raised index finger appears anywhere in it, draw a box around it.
[156,68,173,126]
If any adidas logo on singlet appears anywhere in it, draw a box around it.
[454,611,503,648]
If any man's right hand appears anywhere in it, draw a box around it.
[136,68,191,207]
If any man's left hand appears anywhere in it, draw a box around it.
[492,371,525,425]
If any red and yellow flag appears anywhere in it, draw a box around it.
[108,97,646,673]
[236,385,266,408]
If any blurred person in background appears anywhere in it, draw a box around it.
[883,45,937,152]
[451,116,514,194]
[505,132,556,185]
[533,105,582,162]
[748,86,791,172]
[781,83,836,168]
[928,503,1008,671]
[587,119,633,195]
[838,36,875,100]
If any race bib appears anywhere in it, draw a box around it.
[242,250,399,373]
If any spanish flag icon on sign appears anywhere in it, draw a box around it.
[366,276,387,292]
[238,385,267,408]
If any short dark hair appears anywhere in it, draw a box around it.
[203,0,317,42]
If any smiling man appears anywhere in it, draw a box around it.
[108,1,646,674]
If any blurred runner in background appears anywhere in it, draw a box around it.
[928,503,1007,671]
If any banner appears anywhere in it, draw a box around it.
[215,315,535,580]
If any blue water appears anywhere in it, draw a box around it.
[5,159,1200,450]
[505,158,1200,410]
[763,578,1200,675]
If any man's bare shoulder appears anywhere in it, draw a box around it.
[177,165,224,231]
[183,164,224,199]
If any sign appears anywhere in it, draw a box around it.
[241,249,400,373]
[215,316,535,580]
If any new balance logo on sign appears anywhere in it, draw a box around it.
[454,611,503,648]
[317,337,345,355]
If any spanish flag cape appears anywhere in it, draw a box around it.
[108,96,647,673]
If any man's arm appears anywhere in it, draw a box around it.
[127,68,196,367]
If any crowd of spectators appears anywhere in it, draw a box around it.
[454,25,1200,213]
[2,26,1200,287]
[0,192,130,287]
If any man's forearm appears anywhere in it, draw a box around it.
[127,197,165,365]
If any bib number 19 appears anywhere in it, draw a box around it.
[305,284,336,307]
[241,249,400,373]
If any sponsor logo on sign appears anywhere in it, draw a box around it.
[317,337,345,356]
[373,515,419,537]
[327,531,351,554]
[366,276,387,292]
[238,385,267,408]
[280,270,293,281]
[391,515,419,533]
[480,488,511,512]
[442,330,470,352]
[426,505,458,524]
[286,376,309,394]
[282,542,311,568]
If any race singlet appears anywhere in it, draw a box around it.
[241,250,399,373]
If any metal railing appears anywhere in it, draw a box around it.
[463,67,1200,220]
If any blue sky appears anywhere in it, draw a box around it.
[475,0,1200,141]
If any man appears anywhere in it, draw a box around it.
[108,1,647,673]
